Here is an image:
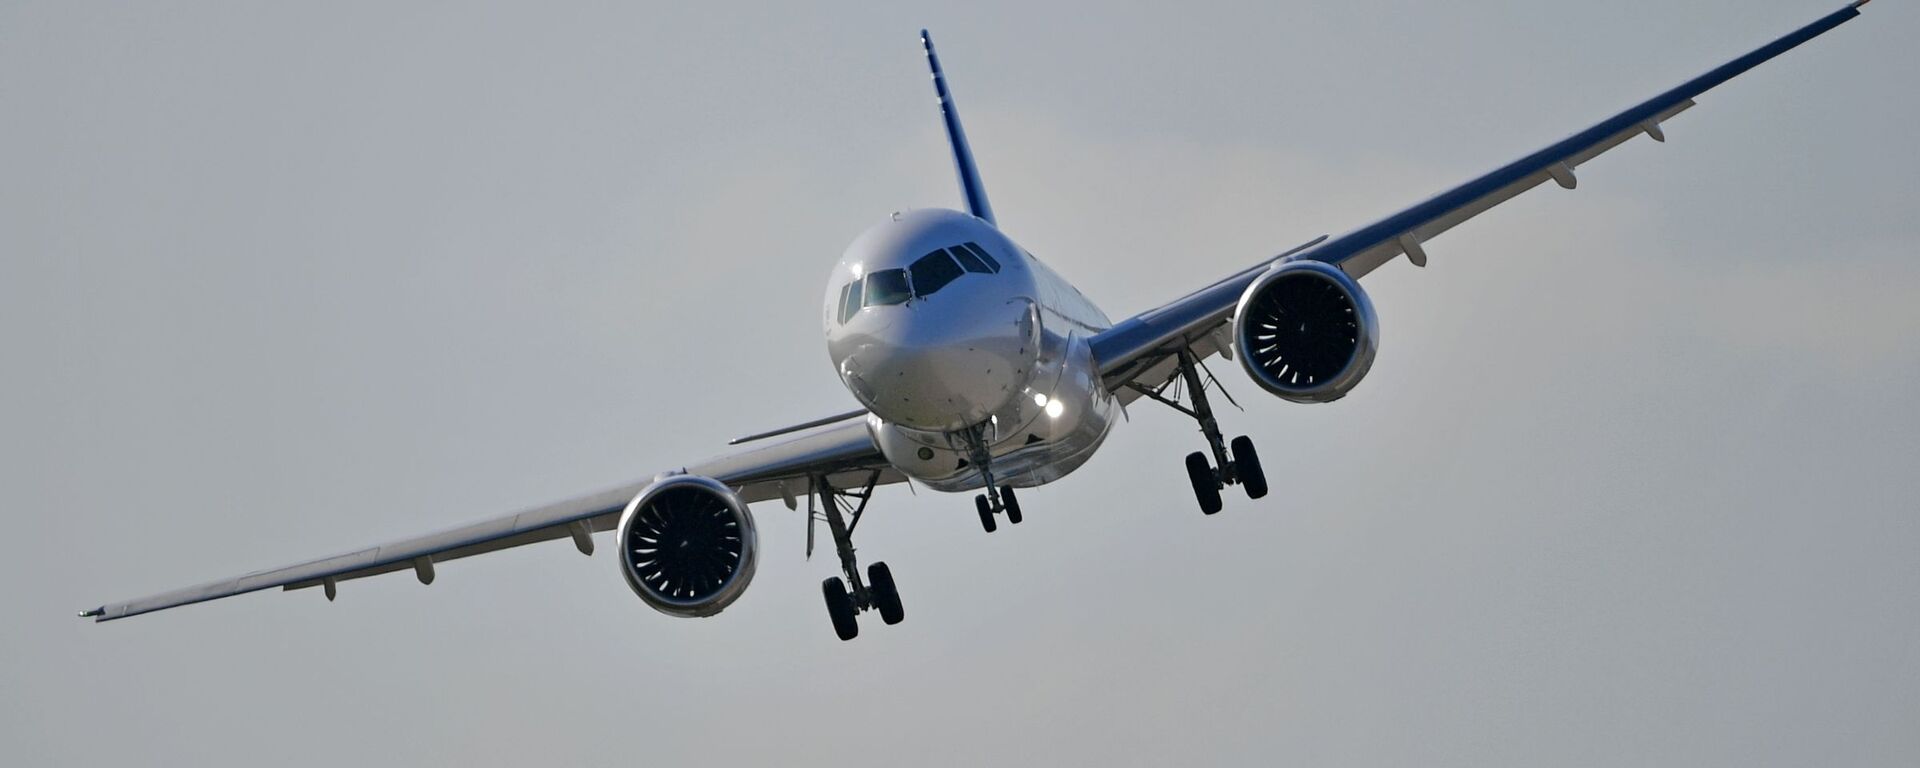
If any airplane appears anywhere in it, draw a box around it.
[81,2,1874,640]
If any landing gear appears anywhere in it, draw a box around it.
[963,426,1024,533]
[867,562,904,625]
[1129,348,1268,514]
[1230,435,1268,500]
[1186,451,1223,514]
[822,577,859,641]
[809,471,904,641]
[975,485,1022,532]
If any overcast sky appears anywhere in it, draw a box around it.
[4,1,1916,765]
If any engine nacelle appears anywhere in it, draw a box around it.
[616,474,759,618]
[1232,260,1380,403]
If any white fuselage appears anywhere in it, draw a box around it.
[824,209,1117,492]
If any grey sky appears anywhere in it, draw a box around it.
[4,1,1916,765]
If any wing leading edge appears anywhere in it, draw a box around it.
[1089,2,1870,388]
[82,418,898,622]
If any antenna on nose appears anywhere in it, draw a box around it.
[920,29,996,225]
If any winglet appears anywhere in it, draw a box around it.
[921,30,996,225]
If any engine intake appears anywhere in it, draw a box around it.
[1232,260,1379,403]
[616,474,759,618]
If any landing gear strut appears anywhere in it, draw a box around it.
[810,471,903,641]
[1128,348,1268,514]
[960,425,1022,533]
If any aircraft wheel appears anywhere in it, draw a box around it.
[975,494,997,533]
[1001,486,1023,525]
[1186,451,1223,515]
[1231,436,1268,500]
[867,562,904,625]
[822,577,859,641]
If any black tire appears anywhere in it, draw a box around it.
[1186,451,1223,515]
[822,576,859,641]
[867,562,904,625]
[976,494,998,533]
[1231,435,1268,500]
[1001,485,1023,525]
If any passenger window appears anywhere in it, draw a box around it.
[961,242,1001,273]
[909,250,965,297]
[949,245,989,273]
[863,269,912,306]
[838,279,862,323]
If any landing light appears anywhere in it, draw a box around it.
[1032,393,1049,407]
[1045,400,1064,419]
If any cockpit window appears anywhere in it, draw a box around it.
[948,245,989,273]
[909,250,964,297]
[837,278,863,323]
[840,242,1002,317]
[863,269,912,306]
[960,241,1001,273]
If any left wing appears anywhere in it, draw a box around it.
[81,417,901,621]
[1091,2,1869,390]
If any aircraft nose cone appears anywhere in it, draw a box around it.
[850,346,1011,431]
[840,300,1039,432]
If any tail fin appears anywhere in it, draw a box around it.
[920,30,995,225]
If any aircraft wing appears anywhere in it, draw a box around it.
[81,417,901,622]
[1089,2,1869,394]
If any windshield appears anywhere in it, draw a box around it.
[958,242,1000,272]
[909,249,964,297]
[837,278,863,323]
[863,269,912,306]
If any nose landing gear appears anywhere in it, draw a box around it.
[960,426,1023,533]
[1129,348,1268,514]
[973,485,1021,532]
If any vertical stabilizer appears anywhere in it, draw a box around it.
[920,30,995,225]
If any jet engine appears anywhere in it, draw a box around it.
[1232,260,1379,403]
[615,474,759,618]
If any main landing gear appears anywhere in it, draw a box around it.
[960,425,1022,533]
[1127,348,1268,514]
[810,471,903,641]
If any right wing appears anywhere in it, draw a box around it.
[1089,2,1870,392]
[81,417,903,622]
